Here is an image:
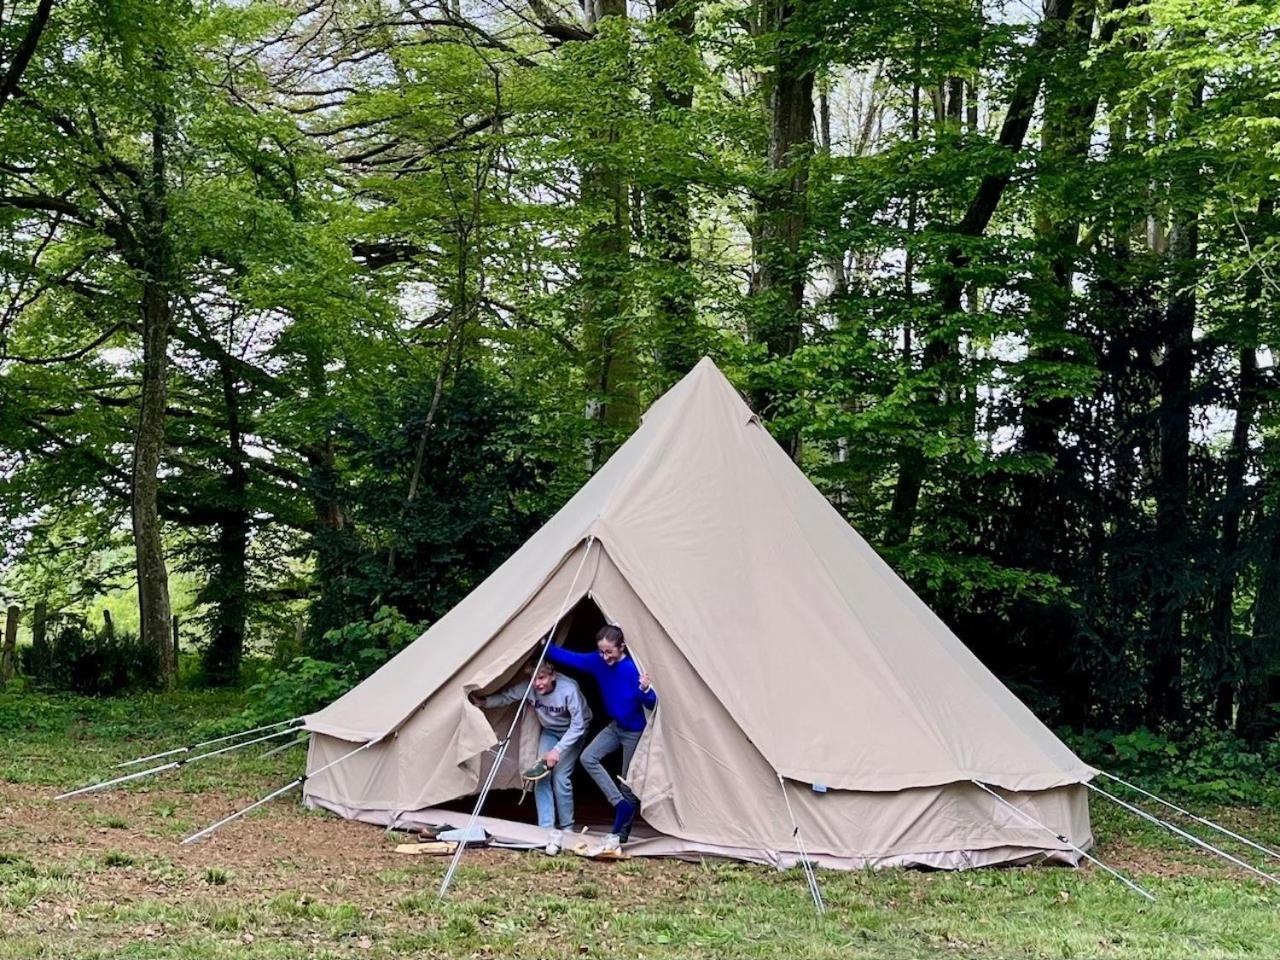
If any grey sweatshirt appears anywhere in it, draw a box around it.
[482,674,592,752]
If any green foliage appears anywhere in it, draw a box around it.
[308,369,559,636]
[208,608,425,732]
[19,622,160,696]
[228,656,356,731]
[307,606,424,671]
[3,0,1280,743]
[1071,728,1280,806]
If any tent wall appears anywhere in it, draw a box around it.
[591,550,1093,861]
[305,545,1092,865]
[590,366,1092,791]
[303,541,602,811]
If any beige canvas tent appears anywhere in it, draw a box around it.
[301,357,1095,870]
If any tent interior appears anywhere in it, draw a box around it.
[437,595,637,834]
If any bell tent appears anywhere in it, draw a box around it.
[301,357,1095,870]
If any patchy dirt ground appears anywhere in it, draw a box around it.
[4,779,1280,959]
[5,783,1254,885]
[0,778,1245,900]
[0,780,707,926]
[5,691,1279,958]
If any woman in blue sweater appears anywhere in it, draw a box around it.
[544,623,656,852]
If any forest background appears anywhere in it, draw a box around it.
[4,0,1280,794]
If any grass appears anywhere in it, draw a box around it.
[1,685,1278,958]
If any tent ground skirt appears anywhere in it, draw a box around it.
[305,796,1086,871]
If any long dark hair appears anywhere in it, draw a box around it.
[595,624,625,651]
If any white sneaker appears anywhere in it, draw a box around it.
[544,828,563,856]
[600,833,621,854]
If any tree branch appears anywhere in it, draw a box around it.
[0,0,55,113]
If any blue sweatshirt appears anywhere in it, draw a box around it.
[543,645,656,732]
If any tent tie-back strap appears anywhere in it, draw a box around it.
[1098,770,1280,865]
[776,773,826,914]
[1085,782,1280,886]
[55,726,303,800]
[439,535,598,900]
[181,736,381,845]
[114,717,304,769]
[970,780,1156,902]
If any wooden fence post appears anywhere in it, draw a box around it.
[1,605,19,683]
[32,601,48,655]
[172,615,180,663]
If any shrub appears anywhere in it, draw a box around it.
[241,656,358,725]
[19,621,160,695]
[195,608,425,736]
[307,606,425,672]
[1067,726,1280,806]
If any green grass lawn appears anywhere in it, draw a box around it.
[1,686,1278,959]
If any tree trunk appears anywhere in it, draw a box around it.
[0,0,55,114]
[647,0,700,385]
[303,349,358,644]
[886,0,1077,545]
[1,605,18,683]
[1225,198,1277,734]
[32,600,48,659]
[1210,347,1257,726]
[1002,1,1101,705]
[133,96,177,686]
[1146,81,1203,727]
[1240,502,1280,743]
[1021,0,1098,464]
[203,360,249,686]
[581,0,638,439]
[749,0,815,459]
[816,74,848,300]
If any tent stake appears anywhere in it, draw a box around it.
[1085,782,1280,886]
[439,536,598,900]
[56,727,300,800]
[776,773,826,914]
[1098,770,1280,864]
[971,780,1156,901]
[114,717,303,768]
[182,737,379,844]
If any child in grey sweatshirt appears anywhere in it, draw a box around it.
[471,662,591,854]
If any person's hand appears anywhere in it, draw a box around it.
[545,748,561,768]
[638,672,651,692]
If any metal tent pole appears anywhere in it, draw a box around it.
[182,737,380,844]
[1099,770,1280,864]
[56,726,300,800]
[971,780,1156,901]
[1086,782,1280,886]
[114,717,303,768]
[438,536,598,900]
[776,773,826,914]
